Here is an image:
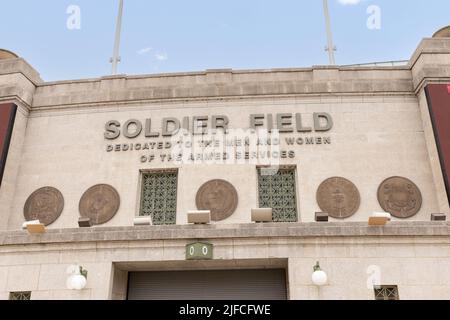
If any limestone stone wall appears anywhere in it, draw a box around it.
[5,92,439,230]
[0,222,449,300]
[2,37,450,230]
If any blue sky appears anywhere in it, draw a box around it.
[0,0,448,81]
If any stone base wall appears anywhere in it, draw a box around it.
[1,222,449,300]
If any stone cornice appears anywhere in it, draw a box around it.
[409,38,450,70]
[410,38,450,92]
[0,58,42,85]
[31,67,414,109]
[1,222,450,246]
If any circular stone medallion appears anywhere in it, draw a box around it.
[195,179,238,221]
[79,184,120,225]
[377,176,422,219]
[24,187,64,226]
[316,177,361,219]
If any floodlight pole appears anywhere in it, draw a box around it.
[323,0,336,65]
[111,0,124,75]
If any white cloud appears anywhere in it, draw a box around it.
[337,0,361,5]
[155,52,168,61]
[137,47,152,55]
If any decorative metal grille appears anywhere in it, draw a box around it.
[9,292,31,300]
[374,286,399,300]
[140,171,178,225]
[258,168,298,222]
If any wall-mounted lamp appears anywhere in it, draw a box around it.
[23,220,46,234]
[368,212,391,226]
[312,261,328,286]
[251,208,273,223]
[133,216,152,226]
[315,212,329,222]
[187,210,211,224]
[78,217,92,228]
[66,265,88,290]
[431,213,447,221]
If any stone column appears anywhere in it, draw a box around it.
[0,54,41,230]
[411,36,450,215]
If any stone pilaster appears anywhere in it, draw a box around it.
[0,57,41,230]
[411,37,450,215]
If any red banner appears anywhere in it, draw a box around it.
[426,84,450,206]
[0,103,17,187]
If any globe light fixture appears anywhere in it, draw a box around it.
[312,261,328,286]
[66,265,88,290]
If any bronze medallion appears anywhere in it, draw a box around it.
[79,184,120,225]
[377,176,422,219]
[24,187,64,226]
[195,179,238,221]
[316,177,360,219]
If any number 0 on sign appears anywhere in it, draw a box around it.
[186,242,213,260]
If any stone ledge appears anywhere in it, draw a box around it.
[410,38,450,69]
[31,67,414,108]
[1,222,449,246]
[0,58,42,85]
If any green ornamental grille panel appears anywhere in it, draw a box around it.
[140,172,178,225]
[374,286,399,300]
[258,169,298,222]
[9,292,31,300]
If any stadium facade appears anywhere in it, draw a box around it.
[1,27,450,300]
